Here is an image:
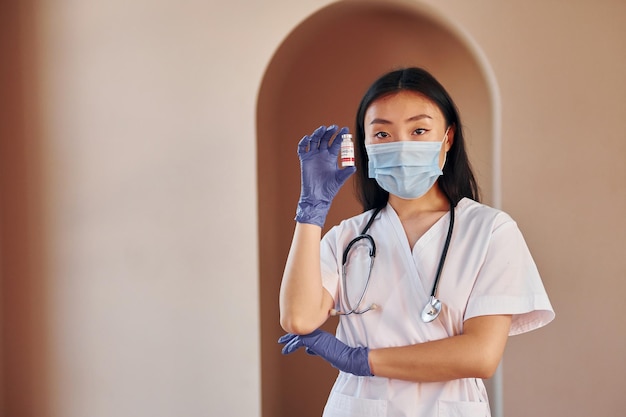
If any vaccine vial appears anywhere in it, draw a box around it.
[340,133,355,167]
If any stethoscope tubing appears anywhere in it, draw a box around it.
[334,200,455,321]
[430,199,455,299]
[336,206,383,316]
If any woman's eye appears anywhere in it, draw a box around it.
[374,132,390,139]
[413,128,428,135]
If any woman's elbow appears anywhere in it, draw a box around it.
[474,359,501,379]
[462,315,510,379]
[469,351,503,379]
[280,313,324,335]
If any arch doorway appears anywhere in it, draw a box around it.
[257,2,500,416]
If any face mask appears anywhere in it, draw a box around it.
[365,129,448,199]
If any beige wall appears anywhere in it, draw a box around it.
[1,0,624,416]
[444,2,626,415]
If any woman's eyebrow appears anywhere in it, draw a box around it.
[369,118,391,125]
[406,114,432,122]
[369,114,432,125]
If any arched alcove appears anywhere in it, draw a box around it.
[257,1,500,416]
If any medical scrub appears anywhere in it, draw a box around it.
[320,198,555,417]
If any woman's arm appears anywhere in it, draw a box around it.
[369,314,512,381]
[279,125,355,335]
[279,223,334,335]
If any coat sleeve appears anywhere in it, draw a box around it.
[464,213,555,335]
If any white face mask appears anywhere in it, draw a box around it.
[365,129,448,199]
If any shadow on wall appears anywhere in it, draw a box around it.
[0,1,49,415]
[257,1,497,416]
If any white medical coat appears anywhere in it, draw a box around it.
[320,198,554,417]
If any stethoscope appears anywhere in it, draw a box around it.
[330,200,455,323]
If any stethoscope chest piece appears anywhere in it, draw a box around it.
[421,296,442,323]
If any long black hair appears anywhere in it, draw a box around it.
[354,67,480,210]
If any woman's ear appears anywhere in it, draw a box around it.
[444,125,455,152]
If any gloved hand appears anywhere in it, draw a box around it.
[295,125,356,227]
[278,329,372,376]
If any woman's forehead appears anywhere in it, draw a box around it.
[365,91,443,123]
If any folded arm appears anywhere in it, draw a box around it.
[369,314,512,381]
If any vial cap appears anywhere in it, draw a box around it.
[341,133,352,140]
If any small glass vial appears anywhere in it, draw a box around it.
[340,133,355,167]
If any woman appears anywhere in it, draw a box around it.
[278,67,554,416]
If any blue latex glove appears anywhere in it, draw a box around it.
[278,329,372,376]
[295,125,356,227]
